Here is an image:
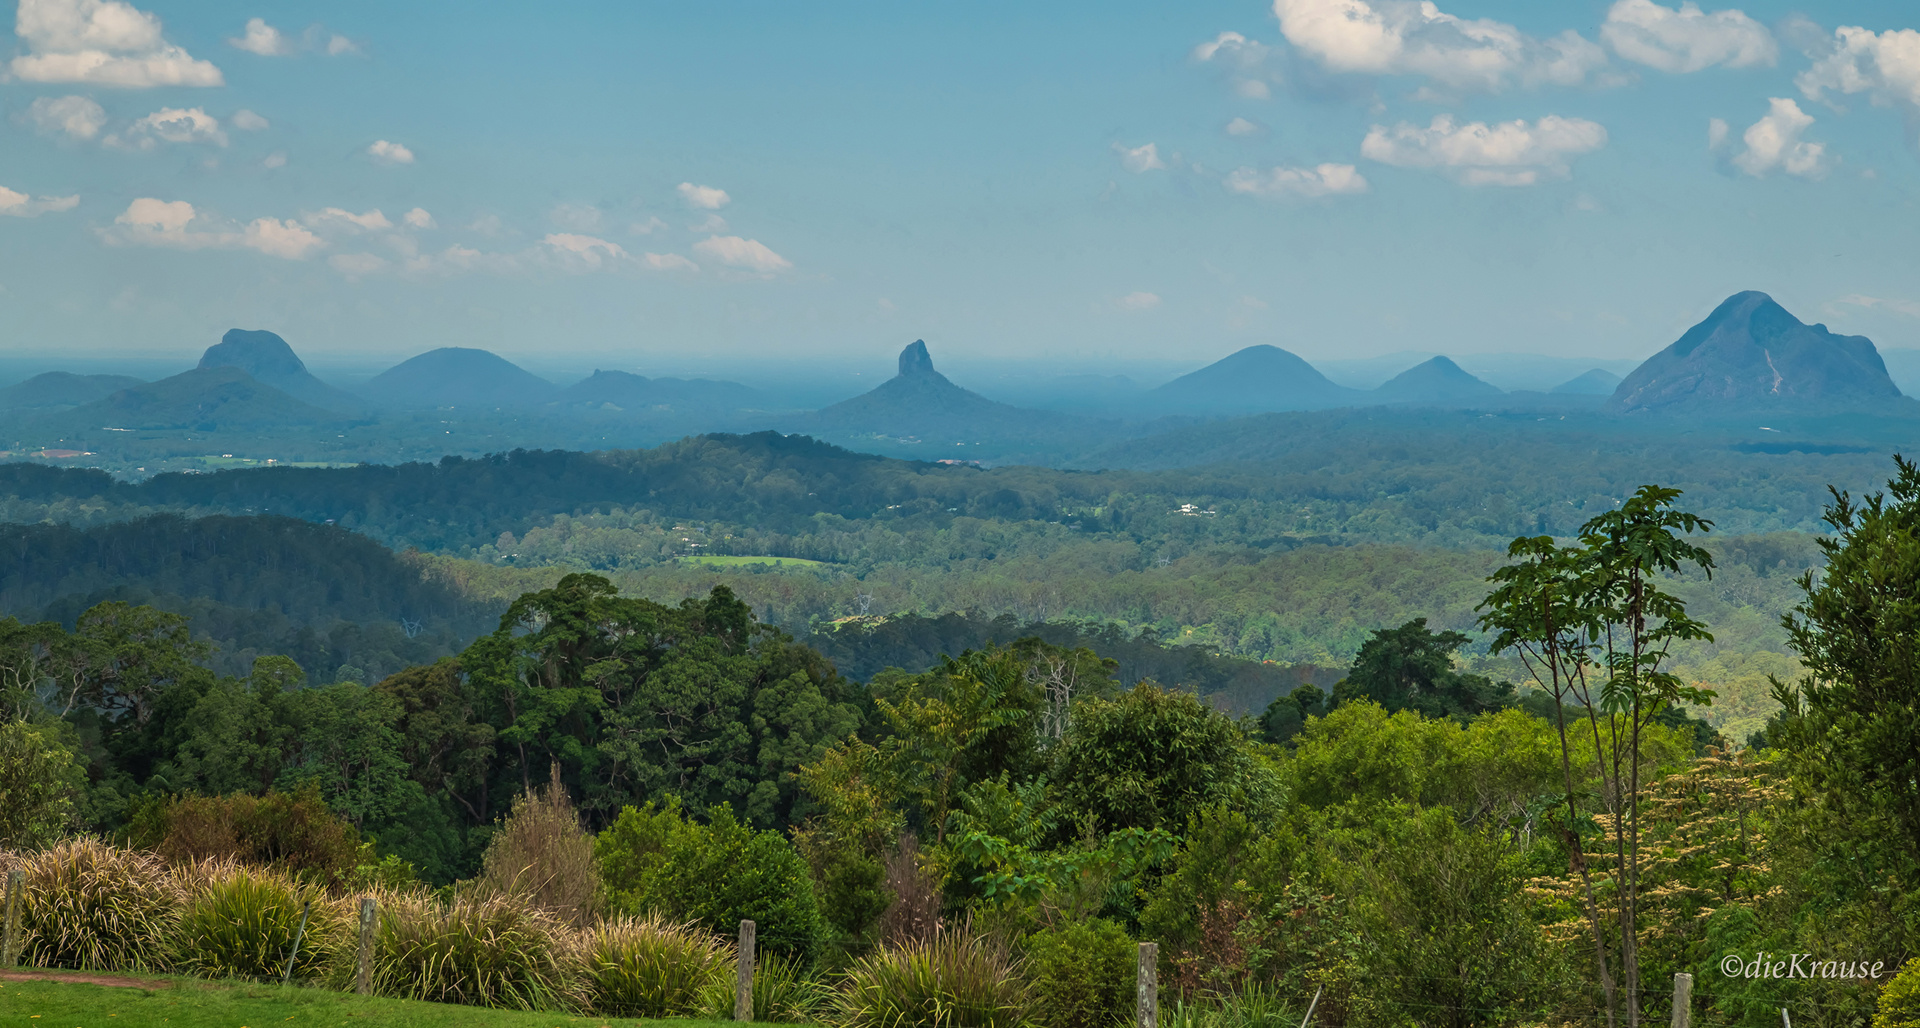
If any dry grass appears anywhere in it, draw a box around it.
[472,765,599,928]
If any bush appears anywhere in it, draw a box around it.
[145,788,362,885]
[1879,958,1920,1028]
[174,863,345,982]
[704,950,831,1023]
[573,915,731,1017]
[827,928,1031,1028]
[16,838,179,971]
[473,768,597,927]
[0,719,83,849]
[368,891,579,1010]
[1023,918,1137,1028]
[597,797,826,960]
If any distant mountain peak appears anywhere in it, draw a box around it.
[899,340,935,378]
[1373,355,1503,405]
[1144,344,1361,416]
[200,329,309,379]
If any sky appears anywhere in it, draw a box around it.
[4,0,1920,374]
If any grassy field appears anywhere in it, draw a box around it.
[679,555,827,568]
[0,974,754,1028]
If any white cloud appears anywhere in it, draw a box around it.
[1116,292,1162,311]
[367,139,414,165]
[693,235,791,273]
[1226,162,1370,197]
[0,185,80,217]
[1192,30,1278,98]
[328,252,388,277]
[630,215,668,235]
[677,182,730,209]
[403,207,435,229]
[228,17,289,56]
[1600,0,1775,73]
[104,197,324,258]
[691,213,729,233]
[325,34,359,56]
[1270,0,1608,92]
[549,203,602,231]
[1114,142,1166,173]
[1707,117,1730,148]
[1226,116,1263,136]
[11,0,223,87]
[1361,113,1608,185]
[641,252,699,272]
[109,106,226,149]
[262,151,287,169]
[231,109,269,131]
[1797,26,1920,113]
[23,94,106,140]
[1731,97,1832,178]
[1837,294,1920,318]
[542,232,629,269]
[305,207,392,231]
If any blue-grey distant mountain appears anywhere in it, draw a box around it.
[1610,291,1904,413]
[199,329,366,413]
[554,370,766,411]
[1373,356,1504,405]
[53,366,339,430]
[359,347,556,409]
[1551,368,1623,395]
[1144,345,1363,415]
[0,371,144,410]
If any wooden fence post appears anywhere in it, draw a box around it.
[735,919,757,1021]
[1670,973,1691,1028]
[2,870,21,968]
[356,897,376,996]
[1137,942,1158,1028]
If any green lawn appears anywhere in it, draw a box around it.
[679,555,826,568]
[0,975,755,1028]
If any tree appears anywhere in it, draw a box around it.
[1332,618,1513,720]
[0,719,84,848]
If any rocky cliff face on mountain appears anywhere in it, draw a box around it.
[198,329,365,413]
[360,347,557,409]
[1373,356,1503,405]
[1145,344,1362,416]
[1609,292,1904,413]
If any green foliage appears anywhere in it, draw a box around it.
[1049,683,1280,834]
[0,718,84,848]
[1020,918,1136,1028]
[174,864,344,982]
[708,950,832,1023]
[1878,958,1920,1028]
[142,788,363,886]
[473,770,598,928]
[366,891,578,1011]
[826,928,1032,1028]
[595,797,826,960]
[1332,617,1515,719]
[793,736,904,946]
[14,837,179,971]
[571,914,731,1018]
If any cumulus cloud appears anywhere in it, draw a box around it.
[1361,113,1608,185]
[23,94,106,140]
[1601,0,1775,73]
[1192,30,1277,98]
[1226,162,1369,197]
[403,207,435,229]
[262,151,287,169]
[305,207,392,231]
[1708,117,1730,148]
[326,34,359,56]
[1836,294,1920,318]
[1731,98,1832,178]
[693,235,791,273]
[367,140,414,165]
[542,232,630,270]
[630,215,668,235]
[104,197,324,258]
[0,185,80,217]
[549,203,603,231]
[641,252,698,272]
[677,182,730,209]
[1116,291,1162,311]
[228,17,289,55]
[1114,142,1166,173]
[108,106,227,149]
[1270,0,1607,92]
[328,252,388,277]
[690,213,729,233]
[1226,117,1263,136]
[10,0,223,87]
[1797,25,1920,113]
[231,109,269,131]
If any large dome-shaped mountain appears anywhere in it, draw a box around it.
[554,369,766,412]
[1610,292,1903,413]
[359,347,556,409]
[199,329,365,413]
[1144,345,1362,416]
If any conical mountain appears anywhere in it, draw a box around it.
[1610,291,1903,413]
[0,371,144,409]
[359,347,556,409]
[1373,356,1504,405]
[1144,345,1362,415]
[1551,368,1623,395]
[554,369,765,411]
[56,366,339,430]
[199,329,366,413]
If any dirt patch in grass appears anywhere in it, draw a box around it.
[0,968,173,990]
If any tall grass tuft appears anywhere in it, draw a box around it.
[827,927,1030,1028]
[174,862,346,982]
[472,764,598,928]
[368,891,579,1011]
[15,838,179,971]
[727,950,831,1023]
[573,915,731,1017]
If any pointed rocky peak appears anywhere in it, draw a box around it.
[200,329,309,379]
[898,340,936,378]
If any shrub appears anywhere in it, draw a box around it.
[1879,958,1920,1028]
[174,863,346,982]
[827,928,1031,1028]
[145,788,362,885]
[367,891,579,1010]
[0,719,83,849]
[473,767,597,927]
[573,915,731,1017]
[704,950,831,1023]
[877,835,943,947]
[15,838,179,971]
[1022,918,1136,1028]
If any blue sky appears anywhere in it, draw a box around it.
[3,0,1920,371]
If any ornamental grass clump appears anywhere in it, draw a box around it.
[174,862,346,982]
[828,927,1031,1028]
[369,891,579,1011]
[728,950,831,1023]
[573,914,731,1017]
[15,837,179,971]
